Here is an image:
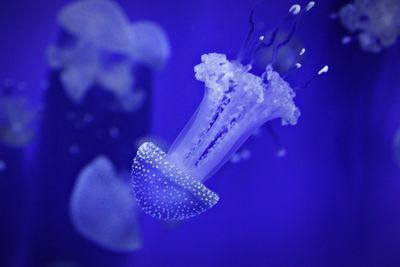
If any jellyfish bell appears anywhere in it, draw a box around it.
[132,2,327,221]
[130,21,171,68]
[337,0,400,52]
[47,0,136,107]
[57,0,133,54]
[48,0,170,111]
[133,143,219,220]
[70,156,142,251]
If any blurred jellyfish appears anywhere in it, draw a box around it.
[68,144,80,155]
[0,80,39,147]
[338,0,400,52]
[230,149,252,164]
[70,156,142,251]
[394,126,400,165]
[47,0,170,112]
[232,124,288,163]
[0,160,6,172]
[109,126,120,138]
[132,2,328,220]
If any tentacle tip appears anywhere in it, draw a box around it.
[289,4,302,15]
[318,65,329,75]
[305,1,315,12]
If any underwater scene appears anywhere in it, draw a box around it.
[0,0,400,266]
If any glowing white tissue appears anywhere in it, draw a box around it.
[70,156,141,251]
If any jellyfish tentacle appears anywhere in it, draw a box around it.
[270,2,314,65]
[237,8,257,62]
[132,2,328,221]
[132,52,300,220]
[295,65,329,91]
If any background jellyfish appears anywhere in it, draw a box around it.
[4,0,400,266]
[70,156,141,252]
[230,124,288,164]
[0,79,40,148]
[0,159,6,172]
[24,0,170,266]
[230,148,251,163]
[132,2,328,221]
[394,126,400,165]
[47,0,170,112]
[0,79,40,267]
[337,0,400,52]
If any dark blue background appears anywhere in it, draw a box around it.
[1,0,400,266]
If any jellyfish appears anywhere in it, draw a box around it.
[47,0,170,112]
[337,0,400,52]
[0,160,6,172]
[394,126,400,165]
[70,156,142,251]
[0,80,39,147]
[132,2,328,220]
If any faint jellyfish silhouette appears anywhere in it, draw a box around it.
[394,126,400,165]
[230,149,252,164]
[0,160,6,172]
[0,79,39,147]
[337,0,400,52]
[231,123,289,164]
[109,126,120,138]
[70,156,142,251]
[47,0,170,112]
[132,2,328,220]
[68,144,80,155]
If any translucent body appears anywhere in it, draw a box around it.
[131,2,325,221]
[48,0,170,111]
[70,156,141,251]
[168,53,298,181]
[133,143,219,220]
[132,53,299,220]
[339,0,400,52]
[0,89,38,147]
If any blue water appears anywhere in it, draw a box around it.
[0,0,400,266]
